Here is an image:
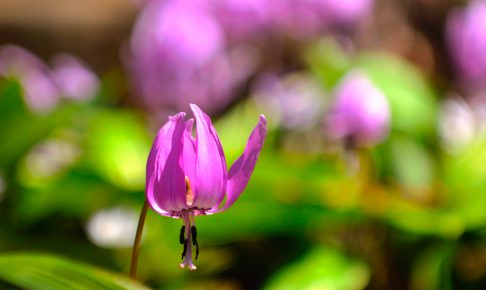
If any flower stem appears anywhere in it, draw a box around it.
[130,198,149,279]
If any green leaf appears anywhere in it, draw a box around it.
[382,199,464,238]
[14,172,119,224]
[410,245,454,290]
[304,38,352,89]
[264,246,370,290]
[443,137,486,229]
[0,82,85,169]
[387,135,435,187]
[0,252,151,290]
[85,110,151,191]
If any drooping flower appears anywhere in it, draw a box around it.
[146,104,267,270]
[325,71,390,147]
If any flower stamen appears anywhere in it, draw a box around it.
[191,226,197,245]
[179,225,186,244]
[179,211,197,270]
[181,239,188,259]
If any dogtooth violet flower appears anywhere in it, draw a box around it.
[146,104,267,270]
[325,70,390,147]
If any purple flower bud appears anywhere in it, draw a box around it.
[0,45,60,113]
[325,71,390,147]
[446,0,486,88]
[50,54,99,101]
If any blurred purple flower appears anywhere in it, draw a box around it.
[146,104,267,270]
[253,72,326,129]
[131,0,223,71]
[127,0,374,116]
[446,0,486,88]
[271,0,373,38]
[208,0,273,41]
[313,0,374,28]
[325,71,390,147]
[0,45,60,112]
[210,0,328,39]
[0,45,100,112]
[269,1,327,38]
[128,0,255,115]
[210,0,374,40]
[50,54,99,101]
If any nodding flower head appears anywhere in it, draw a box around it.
[146,104,267,270]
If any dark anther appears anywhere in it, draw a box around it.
[191,226,197,246]
[179,226,186,244]
[195,241,199,260]
[181,240,187,260]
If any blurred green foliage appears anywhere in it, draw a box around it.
[0,252,149,290]
[1,37,486,290]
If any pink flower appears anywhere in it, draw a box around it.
[128,0,235,115]
[146,104,267,270]
[0,45,100,112]
[446,0,486,89]
[325,71,390,147]
[0,45,60,113]
[50,54,99,101]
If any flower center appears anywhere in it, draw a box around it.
[179,210,199,270]
[185,176,195,207]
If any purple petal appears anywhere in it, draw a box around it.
[185,118,195,133]
[190,104,227,209]
[146,113,188,215]
[182,129,197,204]
[182,118,197,206]
[218,115,267,212]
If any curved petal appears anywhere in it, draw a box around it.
[190,104,227,209]
[146,113,188,215]
[216,115,267,212]
[182,129,197,206]
[185,118,194,133]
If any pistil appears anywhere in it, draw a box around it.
[180,211,197,270]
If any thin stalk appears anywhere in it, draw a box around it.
[130,199,149,279]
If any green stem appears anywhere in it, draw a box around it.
[130,199,149,279]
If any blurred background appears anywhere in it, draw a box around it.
[1,0,486,289]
